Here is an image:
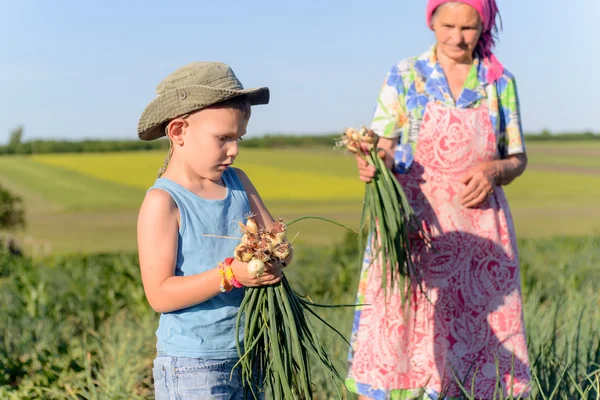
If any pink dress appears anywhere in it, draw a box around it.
[346,100,531,399]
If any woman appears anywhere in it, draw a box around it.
[346,1,530,399]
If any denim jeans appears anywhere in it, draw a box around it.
[152,353,248,400]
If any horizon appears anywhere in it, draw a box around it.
[2,128,599,145]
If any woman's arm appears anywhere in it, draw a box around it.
[357,63,408,182]
[137,189,281,314]
[461,73,528,208]
[497,153,528,185]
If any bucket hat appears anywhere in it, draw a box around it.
[138,62,269,141]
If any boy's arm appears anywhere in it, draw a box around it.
[234,168,294,267]
[137,189,280,313]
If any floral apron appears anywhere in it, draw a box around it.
[346,100,531,399]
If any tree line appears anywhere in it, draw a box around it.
[1,126,598,155]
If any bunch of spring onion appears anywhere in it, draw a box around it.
[338,127,430,301]
[233,216,350,399]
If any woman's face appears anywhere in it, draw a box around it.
[432,3,482,63]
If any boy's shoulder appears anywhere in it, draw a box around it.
[230,167,255,194]
[231,167,247,180]
[139,186,177,216]
[137,186,179,237]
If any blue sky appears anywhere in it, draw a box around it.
[0,0,597,141]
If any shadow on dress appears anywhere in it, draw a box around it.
[397,162,530,399]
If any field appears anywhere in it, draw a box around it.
[1,235,599,399]
[0,142,599,399]
[1,141,600,254]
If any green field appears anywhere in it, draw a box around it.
[1,235,599,399]
[1,142,599,398]
[1,142,599,254]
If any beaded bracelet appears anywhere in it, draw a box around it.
[224,257,243,289]
[218,261,233,293]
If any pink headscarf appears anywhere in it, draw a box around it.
[426,0,504,83]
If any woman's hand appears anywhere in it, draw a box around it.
[460,161,500,208]
[231,259,283,287]
[460,154,528,208]
[356,151,378,183]
[355,137,398,183]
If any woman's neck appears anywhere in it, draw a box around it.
[435,47,474,102]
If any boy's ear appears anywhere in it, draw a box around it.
[166,119,188,146]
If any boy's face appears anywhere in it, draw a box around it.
[180,106,249,181]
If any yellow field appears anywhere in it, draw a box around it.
[30,149,365,202]
[1,142,599,254]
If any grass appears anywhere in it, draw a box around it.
[0,235,598,399]
[0,142,599,254]
[505,170,600,237]
[527,154,600,169]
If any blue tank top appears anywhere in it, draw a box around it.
[148,168,251,359]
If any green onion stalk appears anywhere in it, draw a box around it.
[232,216,355,399]
[338,127,432,303]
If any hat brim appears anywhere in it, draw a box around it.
[137,85,270,141]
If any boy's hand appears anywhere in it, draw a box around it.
[265,259,285,277]
[231,259,282,287]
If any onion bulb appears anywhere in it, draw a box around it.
[247,258,265,278]
[246,217,258,235]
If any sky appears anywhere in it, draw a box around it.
[0,0,598,142]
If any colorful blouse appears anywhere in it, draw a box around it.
[370,46,526,158]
